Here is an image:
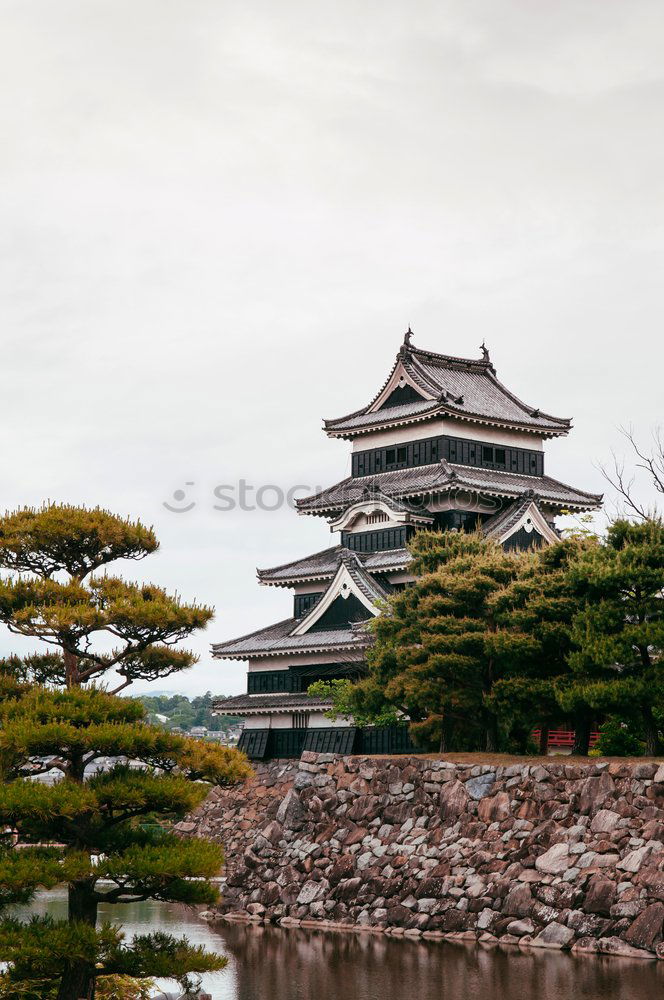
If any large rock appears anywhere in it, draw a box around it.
[535,843,571,875]
[276,789,306,830]
[328,855,355,886]
[507,918,535,936]
[478,791,511,824]
[623,903,664,951]
[334,877,362,901]
[503,884,532,918]
[439,780,469,822]
[636,869,664,901]
[590,809,621,834]
[578,772,615,815]
[296,880,326,905]
[618,844,655,873]
[583,876,616,916]
[598,936,657,959]
[261,820,284,845]
[465,773,496,800]
[530,922,575,949]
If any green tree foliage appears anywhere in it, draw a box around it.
[561,517,664,755]
[316,518,664,759]
[316,531,535,752]
[0,504,251,1000]
[137,691,241,733]
[592,717,644,757]
[0,503,212,691]
[486,537,596,754]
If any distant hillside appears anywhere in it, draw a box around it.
[134,691,241,733]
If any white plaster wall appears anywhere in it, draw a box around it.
[245,652,366,671]
[386,570,415,585]
[351,416,545,452]
[241,711,348,729]
[342,511,396,532]
[290,581,330,596]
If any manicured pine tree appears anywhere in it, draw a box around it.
[0,504,251,1000]
[322,530,531,752]
[487,536,596,754]
[563,517,664,756]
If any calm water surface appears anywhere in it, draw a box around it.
[20,890,664,1000]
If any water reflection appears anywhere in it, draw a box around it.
[13,892,664,1000]
[216,922,664,1000]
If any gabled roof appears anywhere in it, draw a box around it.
[296,461,603,516]
[213,691,334,714]
[482,494,561,546]
[211,616,372,660]
[324,334,572,439]
[329,484,434,533]
[257,543,412,587]
[214,551,385,660]
[290,549,388,636]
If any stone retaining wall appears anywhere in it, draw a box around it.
[182,753,664,959]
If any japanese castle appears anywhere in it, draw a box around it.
[213,332,601,758]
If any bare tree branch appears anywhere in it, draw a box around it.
[599,425,664,520]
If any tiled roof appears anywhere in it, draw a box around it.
[296,462,602,515]
[213,692,333,713]
[324,340,572,438]
[482,495,555,539]
[346,484,435,520]
[257,544,412,586]
[328,399,441,432]
[215,549,388,659]
[363,547,413,571]
[340,548,392,603]
[482,496,538,540]
[212,617,372,660]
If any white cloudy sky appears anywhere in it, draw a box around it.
[0,1,663,696]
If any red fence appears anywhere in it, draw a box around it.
[532,729,599,750]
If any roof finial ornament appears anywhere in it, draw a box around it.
[480,340,490,362]
[404,326,414,347]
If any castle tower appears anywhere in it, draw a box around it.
[213,333,601,758]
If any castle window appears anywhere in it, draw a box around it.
[366,511,389,525]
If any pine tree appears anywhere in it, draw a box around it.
[563,517,664,756]
[487,537,594,754]
[334,531,531,752]
[0,504,251,1000]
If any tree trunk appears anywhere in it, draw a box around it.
[58,883,98,1000]
[539,724,550,757]
[572,710,591,756]
[484,712,499,753]
[56,963,95,1000]
[642,704,660,757]
[438,713,452,754]
[63,648,80,688]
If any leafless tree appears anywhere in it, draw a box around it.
[600,426,664,520]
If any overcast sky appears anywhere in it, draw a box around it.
[1,1,663,697]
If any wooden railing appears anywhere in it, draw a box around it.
[532,728,599,750]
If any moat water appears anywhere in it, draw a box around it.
[16,890,664,999]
